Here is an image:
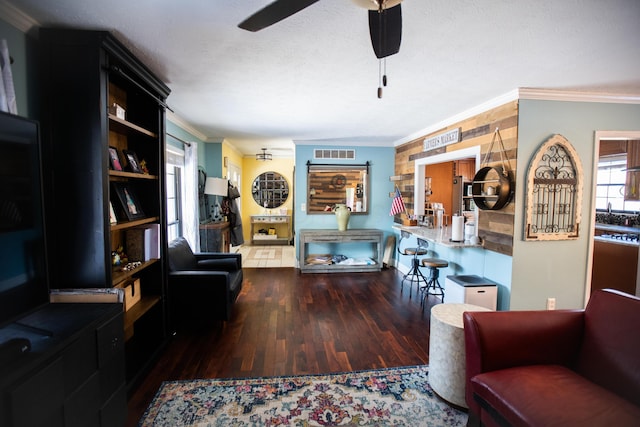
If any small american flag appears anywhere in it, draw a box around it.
[390,187,406,216]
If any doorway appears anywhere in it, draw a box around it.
[588,131,640,302]
[227,160,242,251]
[414,146,481,227]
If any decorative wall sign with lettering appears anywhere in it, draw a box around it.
[423,128,461,151]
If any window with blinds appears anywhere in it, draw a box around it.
[596,155,640,212]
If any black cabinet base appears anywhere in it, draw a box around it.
[0,303,126,427]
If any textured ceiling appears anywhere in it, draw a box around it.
[5,0,640,156]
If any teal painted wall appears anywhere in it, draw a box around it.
[166,121,224,183]
[512,100,640,310]
[394,229,513,310]
[166,121,201,151]
[294,145,396,259]
[203,142,223,178]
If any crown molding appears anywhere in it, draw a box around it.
[166,111,209,142]
[393,89,520,146]
[394,88,640,147]
[222,139,244,157]
[517,87,640,104]
[0,0,39,33]
[294,138,395,147]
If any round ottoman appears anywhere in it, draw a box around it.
[429,303,491,408]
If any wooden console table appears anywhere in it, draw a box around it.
[199,221,230,252]
[299,228,383,273]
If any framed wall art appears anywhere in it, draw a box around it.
[306,161,370,214]
[112,182,145,221]
[108,146,123,171]
[109,201,118,224]
[123,149,142,173]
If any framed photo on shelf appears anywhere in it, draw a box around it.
[112,182,145,221]
[109,201,118,224]
[108,146,123,171]
[123,149,142,173]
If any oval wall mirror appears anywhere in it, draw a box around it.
[252,171,289,208]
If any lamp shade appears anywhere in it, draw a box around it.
[204,177,228,196]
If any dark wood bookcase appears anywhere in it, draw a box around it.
[38,28,171,392]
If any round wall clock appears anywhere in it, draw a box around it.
[331,174,347,189]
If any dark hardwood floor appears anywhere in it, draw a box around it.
[126,266,441,426]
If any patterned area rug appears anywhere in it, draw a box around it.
[139,365,467,426]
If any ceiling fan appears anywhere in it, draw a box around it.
[238,0,403,60]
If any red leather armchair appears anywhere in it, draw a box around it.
[463,289,640,427]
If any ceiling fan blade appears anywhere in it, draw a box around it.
[369,3,402,58]
[238,0,321,32]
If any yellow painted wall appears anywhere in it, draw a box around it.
[241,157,295,244]
[221,144,243,182]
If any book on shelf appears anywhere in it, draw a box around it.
[126,223,160,262]
[50,288,124,303]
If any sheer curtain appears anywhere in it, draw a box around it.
[183,141,199,250]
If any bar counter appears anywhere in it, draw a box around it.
[392,224,481,248]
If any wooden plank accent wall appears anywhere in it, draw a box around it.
[308,170,363,212]
[393,100,519,256]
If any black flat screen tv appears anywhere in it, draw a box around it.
[0,112,49,327]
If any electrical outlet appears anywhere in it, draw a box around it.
[301,203,306,212]
[546,297,556,310]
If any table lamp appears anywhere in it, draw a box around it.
[204,177,228,222]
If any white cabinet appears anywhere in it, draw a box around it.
[444,275,497,310]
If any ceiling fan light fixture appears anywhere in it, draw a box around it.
[352,0,402,11]
[256,148,273,161]
[240,0,402,98]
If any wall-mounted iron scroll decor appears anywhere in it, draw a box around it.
[525,134,583,241]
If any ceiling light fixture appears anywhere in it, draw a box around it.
[256,148,273,161]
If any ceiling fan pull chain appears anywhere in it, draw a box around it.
[378,59,383,98]
[377,0,384,98]
[383,58,388,87]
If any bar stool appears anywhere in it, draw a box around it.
[397,231,429,298]
[420,257,448,307]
